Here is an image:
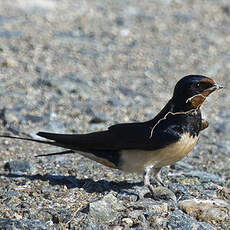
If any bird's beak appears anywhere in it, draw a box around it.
[214,84,224,90]
[204,84,224,92]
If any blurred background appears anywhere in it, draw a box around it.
[0,0,229,229]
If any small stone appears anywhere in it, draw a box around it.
[118,86,136,96]
[176,177,200,185]
[216,186,230,200]
[2,58,17,67]
[85,220,102,230]
[0,218,50,230]
[173,13,193,23]
[24,114,43,123]
[120,29,130,37]
[151,186,177,203]
[115,17,124,26]
[89,193,125,223]
[122,218,133,226]
[147,214,167,229]
[128,210,143,219]
[168,210,216,230]
[14,213,23,220]
[117,189,139,202]
[168,183,190,200]
[178,199,230,224]
[222,6,230,15]
[171,161,194,170]
[4,161,35,174]
[1,107,24,125]
[35,66,43,73]
[112,226,123,230]
[126,210,149,229]
[130,199,168,214]
[33,77,53,88]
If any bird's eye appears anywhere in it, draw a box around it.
[191,82,200,89]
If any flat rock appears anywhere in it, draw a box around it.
[178,199,230,225]
[130,199,168,213]
[168,210,216,230]
[89,193,125,223]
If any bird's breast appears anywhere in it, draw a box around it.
[119,132,198,173]
[156,131,198,167]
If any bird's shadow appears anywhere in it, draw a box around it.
[0,173,143,194]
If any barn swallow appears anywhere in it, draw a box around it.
[0,75,223,195]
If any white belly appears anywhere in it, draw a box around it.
[119,132,198,173]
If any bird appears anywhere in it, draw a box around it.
[0,75,223,195]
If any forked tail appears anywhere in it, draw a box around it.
[0,135,74,157]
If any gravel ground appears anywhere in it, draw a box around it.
[0,0,229,229]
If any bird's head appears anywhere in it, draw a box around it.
[172,75,223,109]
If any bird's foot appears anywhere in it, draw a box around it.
[153,167,167,187]
[155,170,166,187]
[144,166,166,196]
[147,184,155,196]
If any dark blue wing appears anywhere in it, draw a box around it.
[37,119,182,151]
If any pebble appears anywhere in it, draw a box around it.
[0,218,50,230]
[1,58,18,67]
[130,199,168,213]
[89,193,125,223]
[122,217,133,226]
[178,199,230,224]
[168,210,216,230]
[216,186,230,200]
[168,183,190,200]
[151,186,177,203]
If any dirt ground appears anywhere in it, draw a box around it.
[0,1,229,229]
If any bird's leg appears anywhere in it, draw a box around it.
[144,166,164,195]
[200,119,209,131]
[152,167,164,186]
[144,165,155,195]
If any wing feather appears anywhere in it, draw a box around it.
[37,120,181,151]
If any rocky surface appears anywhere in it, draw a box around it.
[179,199,230,225]
[0,0,229,229]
